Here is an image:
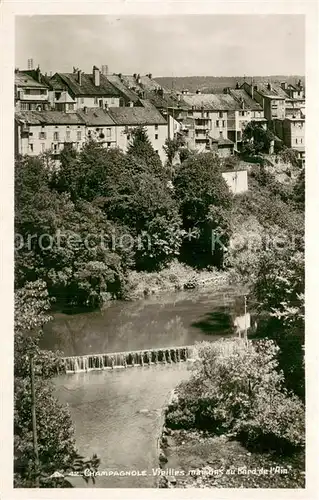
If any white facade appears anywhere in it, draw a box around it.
[76,96,120,110]
[115,124,168,164]
[16,117,168,164]
[222,170,248,194]
[17,123,86,156]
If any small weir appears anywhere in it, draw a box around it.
[62,345,195,373]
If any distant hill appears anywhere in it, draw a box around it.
[154,76,305,94]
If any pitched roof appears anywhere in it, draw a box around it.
[77,108,115,126]
[106,75,140,102]
[182,94,241,111]
[209,134,235,146]
[254,82,287,99]
[228,89,263,110]
[107,106,167,125]
[15,111,84,125]
[52,72,121,97]
[15,71,48,89]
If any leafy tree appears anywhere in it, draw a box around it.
[242,122,274,156]
[127,126,164,178]
[163,135,186,166]
[174,153,233,268]
[14,282,100,487]
[15,157,134,306]
[103,171,184,270]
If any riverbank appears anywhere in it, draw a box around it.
[124,261,232,300]
[157,428,305,488]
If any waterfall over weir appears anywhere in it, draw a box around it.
[62,345,195,374]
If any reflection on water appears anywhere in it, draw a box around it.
[43,287,245,356]
[54,364,191,488]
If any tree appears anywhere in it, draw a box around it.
[14,282,100,487]
[174,153,233,268]
[242,122,274,156]
[127,126,164,179]
[163,135,185,166]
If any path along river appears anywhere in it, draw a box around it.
[51,286,245,487]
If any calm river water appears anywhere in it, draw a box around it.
[52,286,245,488]
[43,286,245,356]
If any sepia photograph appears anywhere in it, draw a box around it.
[12,12,306,490]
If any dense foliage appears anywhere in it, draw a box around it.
[14,281,100,487]
[15,135,231,305]
[174,152,232,268]
[166,339,305,452]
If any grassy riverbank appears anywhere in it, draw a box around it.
[125,261,231,300]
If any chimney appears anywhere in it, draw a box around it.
[267,82,271,91]
[83,106,88,114]
[281,81,287,90]
[105,102,109,111]
[36,65,41,83]
[148,73,152,79]
[77,70,82,85]
[93,66,100,87]
[129,101,134,107]
[235,81,240,89]
[137,73,141,84]
[133,73,137,79]
[240,97,245,109]
[101,64,108,76]
[118,73,122,79]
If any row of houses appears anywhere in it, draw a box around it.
[14,64,305,164]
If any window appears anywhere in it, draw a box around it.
[300,138,303,144]
[94,97,98,105]
[25,89,31,95]
[68,103,75,111]
[53,131,59,141]
[41,143,45,152]
[155,134,158,140]
[81,98,84,104]
[55,92,61,100]
[206,112,209,118]
[40,89,46,95]
[20,102,29,110]
[77,131,82,141]
[241,111,245,117]
[155,150,159,154]
[29,144,33,152]
[107,142,111,147]
[295,138,298,144]
[219,111,223,118]
[155,124,158,130]
[66,130,71,140]
[39,131,46,139]
[222,120,225,127]
[106,128,111,137]
[53,144,58,153]
[216,120,219,127]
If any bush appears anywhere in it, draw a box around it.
[238,389,305,451]
[165,339,305,451]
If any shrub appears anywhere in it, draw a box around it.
[165,339,305,451]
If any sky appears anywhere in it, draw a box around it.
[15,15,305,77]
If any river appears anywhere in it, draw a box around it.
[42,286,245,356]
[54,364,191,488]
[51,286,245,488]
